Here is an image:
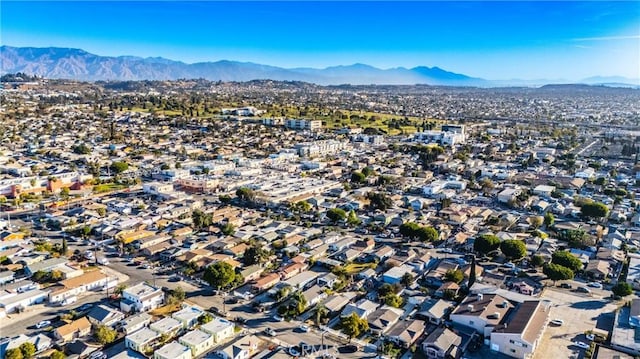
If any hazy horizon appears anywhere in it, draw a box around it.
[2,1,639,81]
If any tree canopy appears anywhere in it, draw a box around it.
[474,234,500,254]
[236,187,256,202]
[204,261,239,290]
[399,222,439,242]
[366,192,393,211]
[612,282,633,297]
[327,208,347,223]
[94,325,117,345]
[551,251,583,272]
[444,269,464,284]
[110,161,129,174]
[243,244,269,266]
[351,171,366,184]
[500,239,527,260]
[340,312,369,339]
[543,263,574,283]
[581,201,609,219]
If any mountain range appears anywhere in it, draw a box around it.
[1,46,638,87]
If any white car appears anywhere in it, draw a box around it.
[574,341,590,349]
[272,315,284,322]
[550,319,564,326]
[36,320,51,329]
[298,324,310,332]
[587,282,603,289]
[89,351,107,359]
[264,328,276,337]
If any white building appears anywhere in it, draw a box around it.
[179,329,215,358]
[154,341,191,359]
[200,317,235,343]
[120,283,164,313]
[172,305,204,329]
[143,182,174,196]
[125,327,159,353]
[285,119,322,131]
[294,140,348,157]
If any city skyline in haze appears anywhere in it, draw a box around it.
[2,1,639,81]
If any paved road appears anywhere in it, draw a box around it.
[0,292,105,337]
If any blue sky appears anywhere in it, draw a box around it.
[2,1,639,80]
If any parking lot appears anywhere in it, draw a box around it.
[533,288,619,359]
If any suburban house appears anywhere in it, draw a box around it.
[421,326,467,359]
[49,270,116,303]
[87,304,125,327]
[178,329,215,358]
[216,334,261,359]
[54,317,91,343]
[201,317,235,343]
[489,301,550,359]
[121,282,164,313]
[150,317,183,337]
[120,312,152,335]
[125,327,159,354]
[252,273,281,292]
[417,298,455,325]
[386,319,426,348]
[154,341,191,359]
[172,304,204,329]
[368,306,404,336]
[450,293,514,337]
[341,298,379,319]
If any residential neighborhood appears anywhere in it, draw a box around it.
[0,76,639,359]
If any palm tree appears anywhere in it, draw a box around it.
[315,305,328,328]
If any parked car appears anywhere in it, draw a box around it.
[559,283,572,289]
[550,319,564,326]
[298,324,310,332]
[36,320,51,329]
[89,351,107,359]
[574,341,590,349]
[264,327,277,336]
[587,282,603,289]
[288,347,300,356]
[338,345,359,354]
[272,314,284,322]
[576,287,591,294]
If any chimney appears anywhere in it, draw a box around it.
[467,304,474,312]
[477,293,483,301]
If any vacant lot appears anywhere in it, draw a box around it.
[533,288,618,359]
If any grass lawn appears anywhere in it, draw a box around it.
[93,183,128,193]
[150,303,181,317]
[342,263,376,275]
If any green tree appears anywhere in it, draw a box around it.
[543,263,574,284]
[474,234,501,254]
[551,251,583,272]
[115,284,127,296]
[530,216,543,229]
[326,208,347,223]
[531,255,545,267]
[366,192,393,211]
[192,209,212,229]
[19,343,36,359]
[5,348,23,359]
[612,282,633,297]
[346,210,362,226]
[340,312,369,340]
[50,350,66,359]
[219,194,232,204]
[110,161,129,174]
[401,272,414,287]
[203,261,237,290]
[384,293,403,308]
[544,212,555,227]
[236,187,256,202]
[351,171,366,184]
[243,245,269,266]
[221,223,236,235]
[61,237,68,255]
[361,167,374,177]
[198,313,213,324]
[170,286,186,302]
[444,269,464,284]
[416,226,439,242]
[399,222,421,238]
[94,325,117,345]
[581,202,609,219]
[500,240,527,260]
